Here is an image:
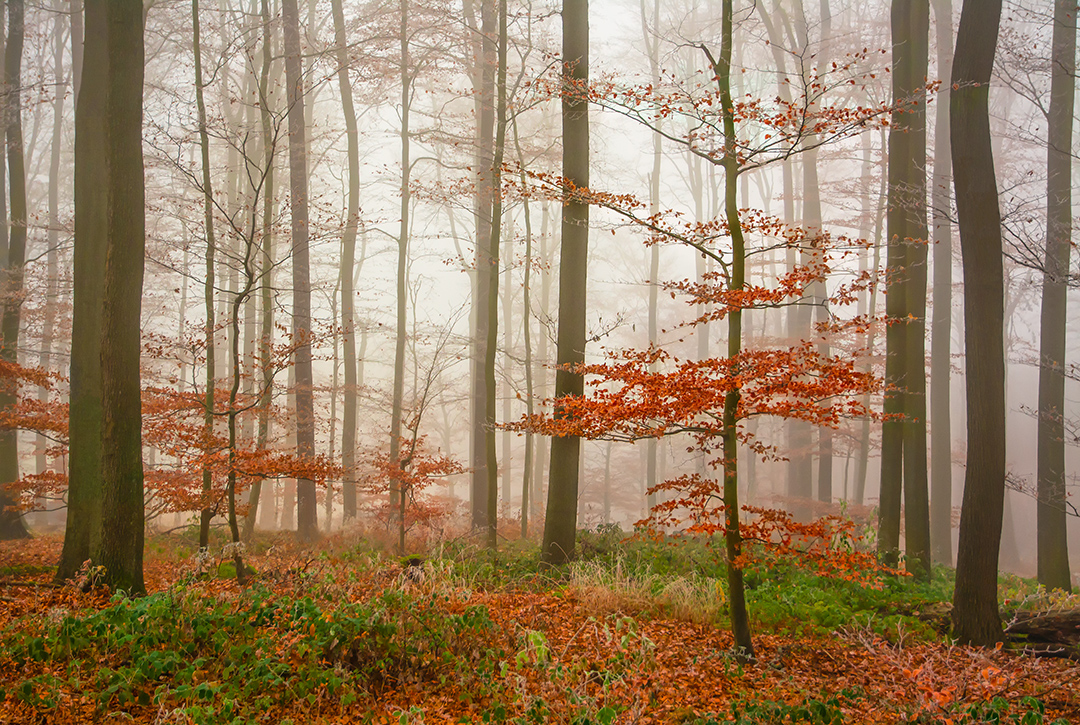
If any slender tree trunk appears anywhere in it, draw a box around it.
[880,0,929,571]
[244,0,275,539]
[643,0,660,515]
[390,0,411,553]
[282,0,317,542]
[224,210,259,582]
[756,1,806,516]
[0,0,28,541]
[96,0,145,593]
[471,0,496,530]
[1036,0,1075,593]
[890,0,931,580]
[71,0,82,100]
[484,0,508,549]
[806,0,833,506]
[542,0,589,566]
[929,0,954,567]
[515,122,534,538]
[57,0,105,575]
[501,217,513,516]
[38,2,66,486]
[193,0,217,550]
[331,0,360,522]
[707,0,753,657]
[532,202,551,516]
[855,129,886,506]
[951,0,1005,646]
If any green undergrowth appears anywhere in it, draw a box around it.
[476,526,1068,644]
[0,563,56,578]
[678,688,863,724]
[3,531,1074,724]
[0,582,510,723]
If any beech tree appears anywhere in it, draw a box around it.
[542,0,590,566]
[96,0,147,594]
[929,0,954,568]
[0,0,29,541]
[878,0,931,579]
[281,0,318,542]
[469,0,497,532]
[1035,0,1075,593]
[331,0,361,523]
[950,0,1006,647]
[57,0,106,577]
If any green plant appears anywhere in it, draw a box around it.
[911,696,1070,725]
[684,689,862,724]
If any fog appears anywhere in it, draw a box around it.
[2,0,1077,581]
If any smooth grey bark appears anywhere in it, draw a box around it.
[929,0,954,567]
[643,0,660,515]
[542,0,589,566]
[854,127,887,506]
[514,120,535,538]
[1036,0,1075,593]
[532,202,551,517]
[331,0,360,522]
[484,0,508,549]
[806,0,833,506]
[390,0,410,553]
[470,0,496,530]
[282,0,317,542]
[778,1,814,517]
[244,0,275,540]
[38,1,66,483]
[501,216,513,516]
[950,0,1006,646]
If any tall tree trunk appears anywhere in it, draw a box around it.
[807,0,833,506]
[244,0,275,539]
[470,0,496,530]
[1036,0,1075,593]
[532,202,551,516]
[57,0,105,574]
[282,0,317,542]
[331,0,360,522]
[777,1,812,522]
[0,0,28,541]
[643,0,660,515]
[193,0,217,550]
[703,0,754,657]
[542,0,588,566]
[484,0,508,549]
[880,0,931,574]
[929,0,954,567]
[889,0,931,580]
[900,0,932,581]
[515,121,534,538]
[38,2,66,486]
[501,216,513,516]
[390,0,411,553]
[950,0,1005,646]
[224,188,259,582]
[855,128,887,506]
[96,0,145,594]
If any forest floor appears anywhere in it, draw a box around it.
[1,530,1079,725]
